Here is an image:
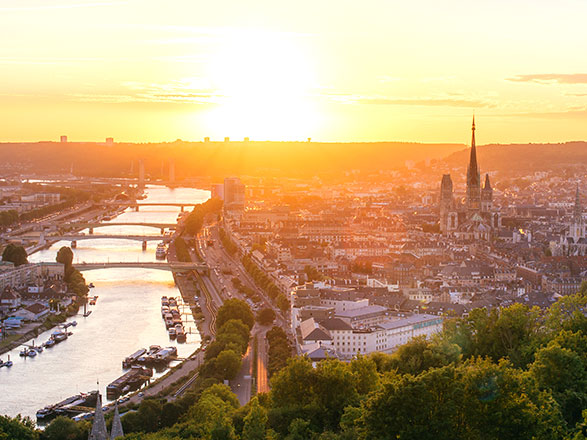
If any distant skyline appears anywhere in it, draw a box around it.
[3,0,587,143]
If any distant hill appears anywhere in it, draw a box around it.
[443,142,587,173]
[0,141,464,178]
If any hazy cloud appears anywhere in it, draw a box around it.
[327,94,492,108]
[507,73,587,85]
[505,107,587,119]
[0,1,127,11]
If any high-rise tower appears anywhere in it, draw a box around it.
[466,116,481,212]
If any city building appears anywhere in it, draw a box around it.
[224,177,245,210]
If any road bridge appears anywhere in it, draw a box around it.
[55,222,177,234]
[102,202,198,212]
[74,261,208,273]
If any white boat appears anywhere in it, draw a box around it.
[155,243,167,260]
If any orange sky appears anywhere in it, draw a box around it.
[2,0,587,143]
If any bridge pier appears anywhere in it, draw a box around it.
[135,206,140,212]
[142,240,147,251]
[161,228,165,234]
[180,206,184,212]
[89,227,94,234]
[71,240,77,249]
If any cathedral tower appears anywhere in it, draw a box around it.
[466,116,481,212]
[481,173,493,212]
[439,174,454,233]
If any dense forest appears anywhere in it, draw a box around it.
[3,283,587,439]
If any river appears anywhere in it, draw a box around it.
[0,185,210,420]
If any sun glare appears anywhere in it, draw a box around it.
[204,30,320,140]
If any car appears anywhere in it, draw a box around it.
[138,392,144,397]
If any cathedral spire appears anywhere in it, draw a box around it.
[110,402,124,439]
[88,393,108,440]
[466,116,481,211]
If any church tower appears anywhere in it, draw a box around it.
[466,116,481,212]
[481,173,493,212]
[439,174,454,233]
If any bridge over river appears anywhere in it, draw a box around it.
[74,261,209,274]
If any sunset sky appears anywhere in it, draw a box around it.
[2,0,587,143]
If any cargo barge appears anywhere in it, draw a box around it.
[36,390,99,422]
[106,366,153,399]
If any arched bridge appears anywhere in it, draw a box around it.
[74,261,209,273]
[55,222,177,231]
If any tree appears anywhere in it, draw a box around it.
[0,415,38,440]
[56,246,74,271]
[42,416,86,440]
[216,350,242,380]
[257,308,276,326]
[2,244,28,267]
[276,294,290,313]
[216,299,255,330]
[386,336,461,376]
[242,398,268,440]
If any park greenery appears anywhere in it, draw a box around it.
[174,236,192,263]
[2,243,28,266]
[184,198,223,236]
[219,227,238,256]
[266,326,292,378]
[241,254,290,313]
[5,283,587,439]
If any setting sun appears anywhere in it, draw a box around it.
[205,29,320,140]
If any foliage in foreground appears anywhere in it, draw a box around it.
[7,283,587,440]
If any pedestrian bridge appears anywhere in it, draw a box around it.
[74,261,208,273]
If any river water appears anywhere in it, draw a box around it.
[0,185,209,420]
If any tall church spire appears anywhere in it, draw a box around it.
[110,403,124,439]
[466,116,481,211]
[88,393,108,440]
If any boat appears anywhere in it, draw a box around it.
[51,329,69,343]
[44,339,55,348]
[107,366,152,399]
[156,243,167,260]
[137,345,161,363]
[28,350,37,357]
[37,390,99,421]
[88,283,95,288]
[176,325,186,343]
[123,348,147,369]
[19,348,29,357]
[3,355,12,367]
[71,321,77,326]
[34,346,43,353]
